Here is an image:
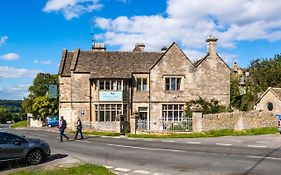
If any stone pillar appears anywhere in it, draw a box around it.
[130,114,137,134]
[191,105,203,132]
[235,113,244,131]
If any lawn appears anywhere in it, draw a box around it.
[128,127,279,138]
[9,163,114,175]
[11,120,27,128]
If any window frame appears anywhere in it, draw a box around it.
[136,78,148,91]
[164,77,182,91]
[161,104,184,122]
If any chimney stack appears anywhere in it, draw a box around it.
[206,36,218,57]
[92,43,106,52]
[133,43,145,52]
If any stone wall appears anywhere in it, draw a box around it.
[255,90,281,115]
[201,111,276,131]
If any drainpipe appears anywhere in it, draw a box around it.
[149,73,151,131]
[89,79,92,127]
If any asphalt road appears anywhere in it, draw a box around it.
[3,128,281,175]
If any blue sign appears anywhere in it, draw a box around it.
[49,84,57,99]
[99,91,122,101]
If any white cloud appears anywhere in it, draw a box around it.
[94,0,281,61]
[0,66,40,79]
[0,53,19,61]
[34,59,52,65]
[0,36,8,46]
[43,0,103,20]
[0,84,30,100]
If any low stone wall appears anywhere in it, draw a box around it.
[202,111,276,131]
[83,121,121,132]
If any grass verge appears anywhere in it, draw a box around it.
[127,127,279,138]
[8,163,114,175]
[70,130,120,137]
[11,120,27,129]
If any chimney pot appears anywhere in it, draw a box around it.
[161,46,167,53]
[133,43,145,52]
[92,43,106,52]
[206,36,218,57]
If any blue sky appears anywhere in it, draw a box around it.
[0,0,281,100]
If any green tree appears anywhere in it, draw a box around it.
[21,73,58,121]
[28,73,58,98]
[32,95,58,120]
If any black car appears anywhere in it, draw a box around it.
[0,131,51,165]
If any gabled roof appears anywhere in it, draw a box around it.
[256,87,281,104]
[194,53,230,69]
[149,42,194,71]
[58,49,73,77]
[59,50,163,78]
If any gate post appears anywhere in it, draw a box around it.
[130,113,137,134]
[191,105,203,132]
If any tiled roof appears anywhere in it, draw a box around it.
[59,50,163,78]
[270,88,281,100]
[58,50,73,77]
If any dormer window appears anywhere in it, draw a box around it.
[165,77,181,90]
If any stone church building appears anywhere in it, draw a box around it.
[58,36,230,132]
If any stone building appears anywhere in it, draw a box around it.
[58,36,230,132]
[255,87,281,115]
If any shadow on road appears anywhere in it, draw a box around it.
[0,154,68,172]
[242,146,281,175]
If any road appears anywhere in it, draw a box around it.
[3,128,281,175]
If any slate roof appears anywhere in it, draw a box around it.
[59,49,163,78]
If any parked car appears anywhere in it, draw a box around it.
[46,116,59,127]
[0,131,51,165]
[276,114,281,134]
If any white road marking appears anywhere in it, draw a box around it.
[144,139,153,141]
[128,138,137,140]
[107,143,185,153]
[256,141,268,144]
[237,140,242,143]
[153,173,165,175]
[162,140,175,143]
[216,143,232,146]
[248,145,267,148]
[104,165,113,169]
[246,155,281,161]
[134,170,151,174]
[77,140,91,143]
[187,141,201,144]
[115,167,130,172]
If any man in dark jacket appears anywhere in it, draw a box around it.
[74,117,84,140]
[59,116,69,142]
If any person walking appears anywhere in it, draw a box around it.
[59,116,69,142]
[74,117,84,140]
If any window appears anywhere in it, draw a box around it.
[165,77,181,90]
[99,80,122,91]
[137,78,148,91]
[162,104,184,121]
[95,104,123,122]
[267,102,273,111]
[0,133,25,144]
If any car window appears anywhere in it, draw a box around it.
[0,133,25,144]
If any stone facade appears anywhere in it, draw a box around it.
[255,87,281,115]
[58,37,230,132]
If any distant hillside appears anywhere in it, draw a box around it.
[0,99,22,108]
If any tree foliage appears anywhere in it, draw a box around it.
[230,53,281,111]
[185,97,231,117]
[21,73,58,121]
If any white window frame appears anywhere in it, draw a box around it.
[161,104,184,122]
[164,77,182,91]
[136,78,148,91]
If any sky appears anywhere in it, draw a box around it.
[0,0,281,100]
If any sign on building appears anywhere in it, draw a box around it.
[49,84,57,99]
[99,91,122,101]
